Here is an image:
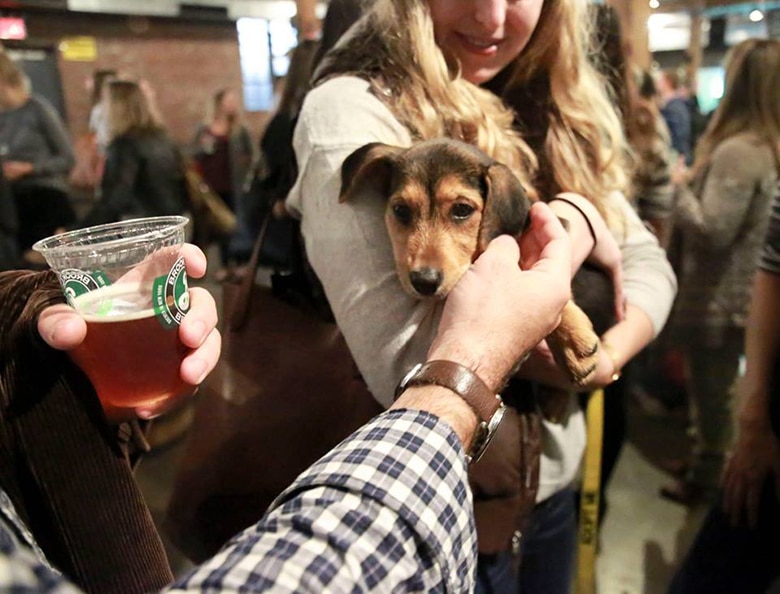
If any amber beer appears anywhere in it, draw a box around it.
[69,283,187,416]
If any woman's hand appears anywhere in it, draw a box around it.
[37,243,221,389]
[548,192,624,322]
[671,155,689,187]
[722,418,780,529]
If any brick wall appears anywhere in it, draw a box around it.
[17,11,270,147]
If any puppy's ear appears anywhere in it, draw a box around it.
[478,163,532,251]
[339,142,402,203]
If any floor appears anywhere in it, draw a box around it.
[133,268,772,593]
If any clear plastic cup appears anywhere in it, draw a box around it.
[33,216,191,421]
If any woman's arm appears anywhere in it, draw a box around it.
[519,191,676,389]
[288,78,437,407]
[674,137,772,250]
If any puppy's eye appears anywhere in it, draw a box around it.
[451,203,475,220]
[392,204,413,225]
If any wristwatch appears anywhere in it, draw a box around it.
[394,360,507,464]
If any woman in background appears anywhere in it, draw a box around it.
[78,80,186,228]
[0,52,75,253]
[193,88,253,281]
[88,68,118,157]
[663,38,780,505]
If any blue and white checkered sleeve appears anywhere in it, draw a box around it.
[167,409,476,593]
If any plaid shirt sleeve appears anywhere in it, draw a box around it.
[167,409,476,593]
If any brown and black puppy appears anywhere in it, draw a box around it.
[339,138,605,385]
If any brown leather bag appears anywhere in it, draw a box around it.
[469,381,542,556]
[165,221,383,562]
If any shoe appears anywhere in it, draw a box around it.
[659,479,704,506]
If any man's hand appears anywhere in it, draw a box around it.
[37,243,221,388]
[428,202,571,392]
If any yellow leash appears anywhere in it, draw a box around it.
[577,389,605,594]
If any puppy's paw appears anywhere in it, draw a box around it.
[547,301,600,386]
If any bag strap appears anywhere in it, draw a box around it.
[228,213,271,332]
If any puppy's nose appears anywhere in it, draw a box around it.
[409,268,443,296]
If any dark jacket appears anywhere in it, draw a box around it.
[79,129,186,229]
[0,159,18,270]
[0,269,172,593]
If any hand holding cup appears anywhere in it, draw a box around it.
[35,218,221,421]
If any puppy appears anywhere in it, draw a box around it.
[339,138,609,385]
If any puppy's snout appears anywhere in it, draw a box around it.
[409,268,443,296]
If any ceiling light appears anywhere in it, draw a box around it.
[649,0,660,8]
[749,9,764,22]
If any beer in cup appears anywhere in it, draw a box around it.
[33,216,191,421]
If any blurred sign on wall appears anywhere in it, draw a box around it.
[59,36,97,62]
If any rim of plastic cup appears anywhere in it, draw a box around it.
[32,216,189,257]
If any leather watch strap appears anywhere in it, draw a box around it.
[400,360,500,422]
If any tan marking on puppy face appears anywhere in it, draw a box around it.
[385,173,484,299]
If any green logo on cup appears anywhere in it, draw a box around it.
[59,269,111,306]
[153,257,189,329]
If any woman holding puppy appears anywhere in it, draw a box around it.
[286,0,676,590]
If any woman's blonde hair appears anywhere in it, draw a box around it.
[0,52,25,90]
[0,52,31,105]
[316,0,629,223]
[500,0,629,222]
[692,38,780,176]
[107,80,164,139]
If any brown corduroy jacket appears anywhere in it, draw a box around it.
[0,269,173,594]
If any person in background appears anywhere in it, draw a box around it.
[288,0,676,591]
[6,201,572,593]
[0,156,18,270]
[69,68,117,194]
[243,40,321,270]
[586,3,677,525]
[192,88,253,282]
[77,80,187,228]
[667,180,780,593]
[656,68,693,166]
[250,40,319,227]
[0,52,75,254]
[662,38,780,506]
[88,69,118,157]
[627,68,676,247]
[311,0,367,71]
